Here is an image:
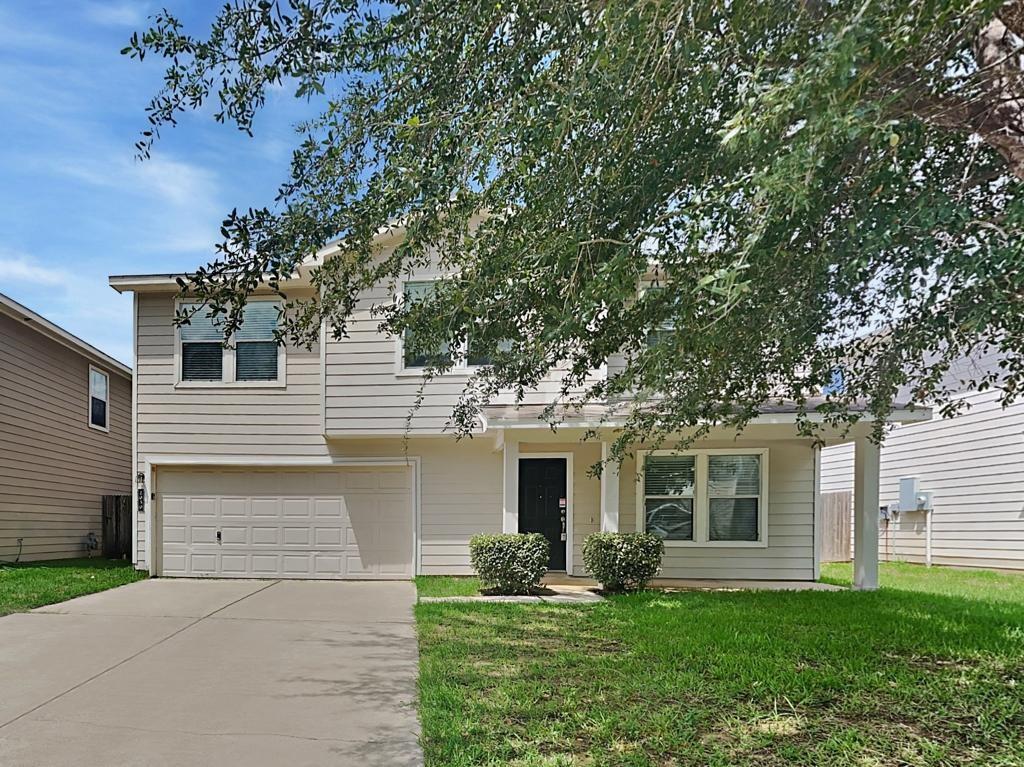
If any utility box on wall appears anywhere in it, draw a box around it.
[899,477,933,512]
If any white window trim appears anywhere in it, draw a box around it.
[88,364,110,433]
[393,274,494,377]
[636,448,769,548]
[174,297,287,389]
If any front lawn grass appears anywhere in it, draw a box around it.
[416,562,1024,766]
[415,575,483,598]
[0,557,146,616]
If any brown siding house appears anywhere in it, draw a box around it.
[0,292,132,562]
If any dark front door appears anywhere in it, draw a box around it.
[518,458,567,570]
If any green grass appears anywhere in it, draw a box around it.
[0,557,146,616]
[416,575,484,598]
[416,563,1024,766]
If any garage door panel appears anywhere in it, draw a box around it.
[314,527,342,546]
[313,498,344,518]
[220,498,248,518]
[252,527,280,545]
[220,526,249,545]
[158,467,413,580]
[251,499,280,518]
[282,499,311,517]
[190,498,218,517]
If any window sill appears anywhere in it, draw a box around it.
[394,368,478,379]
[88,422,110,434]
[660,539,769,549]
[174,380,287,390]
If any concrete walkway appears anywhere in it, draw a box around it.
[0,579,421,767]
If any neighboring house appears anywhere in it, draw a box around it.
[108,231,922,586]
[821,348,1024,572]
[0,292,132,562]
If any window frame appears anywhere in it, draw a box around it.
[640,282,676,349]
[636,448,769,548]
[394,274,493,377]
[174,297,287,388]
[87,364,110,433]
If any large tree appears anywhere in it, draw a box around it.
[126,0,1024,457]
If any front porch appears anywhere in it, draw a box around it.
[492,420,886,590]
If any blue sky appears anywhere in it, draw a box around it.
[0,1,319,364]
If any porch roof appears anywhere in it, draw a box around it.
[482,398,930,431]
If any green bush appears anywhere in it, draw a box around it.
[582,532,664,592]
[469,533,550,594]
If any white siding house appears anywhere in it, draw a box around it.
[110,236,922,587]
[821,351,1024,571]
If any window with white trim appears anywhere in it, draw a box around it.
[400,279,510,371]
[179,301,282,384]
[640,450,767,545]
[402,281,454,368]
[88,367,109,430]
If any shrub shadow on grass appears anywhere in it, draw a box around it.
[417,576,1024,766]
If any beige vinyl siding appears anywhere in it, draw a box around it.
[620,440,816,579]
[134,292,327,568]
[820,388,1024,571]
[323,257,599,435]
[0,313,131,562]
[336,438,502,574]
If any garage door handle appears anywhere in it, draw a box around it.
[216,530,222,544]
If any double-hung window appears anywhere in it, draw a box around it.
[180,304,225,381]
[402,281,453,369]
[399,279,510,371]
[179,300,283,384]
[639,449,767,545]
[642,285,675,348]
[235,302,280,381]
[88,366,109,431]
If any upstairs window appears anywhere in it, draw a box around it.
[235,302,280,381]
[399,278,511,372]
[180,305,224,381]
[640,449,767,546]
[88,366,109,431]
[178,301,282,384]
[642,285,675,348]
[402,281,453,369]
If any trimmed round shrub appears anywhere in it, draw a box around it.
[582,532,664,592]
[469,533,550,595]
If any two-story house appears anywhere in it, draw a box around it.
[109,228,925,587]
[1,291,132,562]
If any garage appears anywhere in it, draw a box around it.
[156,465,414,579]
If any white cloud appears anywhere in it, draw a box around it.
[84,1,149,28]
[46,151,225,255]
[0,250,73,287]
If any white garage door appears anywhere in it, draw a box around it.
[157,466,414,579]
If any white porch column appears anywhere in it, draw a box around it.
[853,436,880,591]
[600,441,620,532]
[502,437,519,533]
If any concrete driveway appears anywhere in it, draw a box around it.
[0,579,421,766]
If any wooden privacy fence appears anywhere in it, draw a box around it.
[102,495,131,559]
[820,490,853,563]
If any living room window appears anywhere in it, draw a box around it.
[639,449,768,546]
